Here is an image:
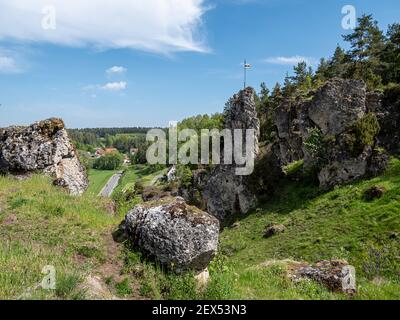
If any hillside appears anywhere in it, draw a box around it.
[1,159,399,300]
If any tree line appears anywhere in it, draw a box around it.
[256,14,400,143]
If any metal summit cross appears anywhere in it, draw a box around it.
[243,59,251,89]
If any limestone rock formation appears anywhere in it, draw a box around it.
[304,79,367,136]
[119,197,220,272]
[203,87,260,221]
[0,118,88,195]
[296,78,385,188]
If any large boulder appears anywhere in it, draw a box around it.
[203,87,260,221]
[119,197,219,272]
[0,118,88,195]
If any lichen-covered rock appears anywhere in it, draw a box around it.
[288,260,356,295]
[203,87,260,221]
[263,223,286,238]
[0,118,88,195]
[120,197,219,272]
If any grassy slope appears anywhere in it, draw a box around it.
[0,175,122,299]
[0,160,399,300]
[215,159,400,300]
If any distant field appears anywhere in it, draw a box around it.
[87,169,118,195]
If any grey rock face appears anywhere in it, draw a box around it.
[0,118,88,195]
[306,79,366,136]
[120,197,220,272]
[203,165,257,221]
[274,100,304,165]
[203,87,260,221]
[295,78,384,188]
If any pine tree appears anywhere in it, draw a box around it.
[382,23,400,83]
[343,14,386,89]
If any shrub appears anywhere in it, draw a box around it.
[176,165,193,189]
[354,113,380,147]
[303,127,328,168]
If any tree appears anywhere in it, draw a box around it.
[328,45,349,78]
[315,58,330,83]
[382,23,400,83]
[93,153,123,170]
[343,14,386,88]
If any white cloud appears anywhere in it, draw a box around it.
[0,55,17,73]
[0,52,21,73]
[0,0,209,54]
[101,81,127,91]
[264,56,317,66]
[106,66,127,75]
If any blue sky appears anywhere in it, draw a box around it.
[0,0,399,128]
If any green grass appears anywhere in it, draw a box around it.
[117,159,400,300]
[86,169,118,195]
[214,158,400,299]
[0,159,399,300]
[0,175,121,299]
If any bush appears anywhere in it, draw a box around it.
[303,127,328,168]
[176,165,193,189]
[77,150,94,170]
[354,113,380,147]
[93,153,123,170]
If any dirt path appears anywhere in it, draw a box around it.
[81,232,144,300]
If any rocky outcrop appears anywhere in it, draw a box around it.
[303,79,367,136]
[0,118,88,195]
[294,78,385,188]
[119,197,219,272]
[202,87,260,221]
[275,79,387,188]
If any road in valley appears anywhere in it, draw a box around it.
[98,171,123,197]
